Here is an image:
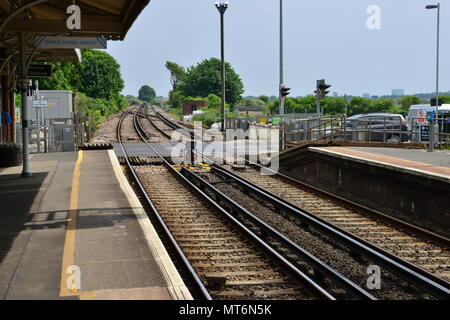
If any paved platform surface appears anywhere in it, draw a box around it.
[0,150,190,300]
[310,146,450,183]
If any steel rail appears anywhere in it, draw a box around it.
[117,110,212,300]
[210,165,450,299]
[132,110,336,300]
[248,158,450,248]
[137,112,172,140]
[181,167,376,300]
[149,103,450,299]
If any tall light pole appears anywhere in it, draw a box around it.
[215,1,228,132]
[426,3,440,152]
[279,0,285,115]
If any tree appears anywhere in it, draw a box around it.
[34,49,127,130]
[138,85,156,103]
[207,93,222,109]
[439,96,450,104]
[399,96,421,109]
[165,61,186,90]
[347,97,372,116]
[39,62,79,91]
[258,95,270,104]
[322,97,346,115]
[179,58,244,106]
[126,95,142,105]
[79,50,124,101]
[168,90,185,110]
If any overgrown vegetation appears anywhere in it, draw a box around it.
[165,58,244,120]
[34,49,127,131]
[163,57,450,128]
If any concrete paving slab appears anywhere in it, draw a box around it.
[0,150,191,300]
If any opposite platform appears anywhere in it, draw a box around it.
[0,150,191,300]
[309,146,450,183]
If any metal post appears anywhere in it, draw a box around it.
[428,3,440,152]
[44,119,48,153]
[316,91,321,118]
[18,32,31,177]
[279,0,285,115]
[344,94,348,116]
[220,10,226,132]
[435,3,440,148]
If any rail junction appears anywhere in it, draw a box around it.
[112,105,450,300]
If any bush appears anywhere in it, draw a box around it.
[0,142,21,151]
[192,109,220,128]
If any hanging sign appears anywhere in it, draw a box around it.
[28,64,52,78]
[35,36,107,49]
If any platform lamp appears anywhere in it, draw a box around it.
[425,3,440,152]
[215,1,228,132]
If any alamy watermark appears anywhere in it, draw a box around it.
[66,265,81,292]
[367,265,381,290]
[169,121,280,175]
[367,5,381,30]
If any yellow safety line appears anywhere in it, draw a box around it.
[59,150,82,296]
[59,151,97,299]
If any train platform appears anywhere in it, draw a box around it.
[309,146,450,183]
[0,150,191,300]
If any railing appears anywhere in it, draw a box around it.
[284,115,347,144]
[409,117,450,145]
[15,118,81,153]
[284,114,450,147]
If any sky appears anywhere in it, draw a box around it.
[106,0,450,98]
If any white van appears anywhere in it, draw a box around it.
[407,104,450,123]
[408,104,450,142]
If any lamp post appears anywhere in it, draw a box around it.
[215,1,228,132]
[425,3,440,152]
[279,0,285,115]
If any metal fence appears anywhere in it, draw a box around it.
[15,118,76,153]
[409,117,450,145]
[14,113,93,154]
[284,115,450,146]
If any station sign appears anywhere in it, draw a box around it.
[28,64,52,78]
[32,100,48,108]
[420,125,430,142]
[35,36,107,49]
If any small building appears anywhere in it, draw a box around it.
[182,100,207,115]
[26,90,74,122]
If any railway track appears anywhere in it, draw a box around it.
[121,106,450,299]
[187,165,449,299]
[153,106,450,300]
[117,109,335,300]
[224,165,450,283]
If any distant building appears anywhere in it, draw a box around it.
[182,100,207,115]
[332,92,339,98]
[391,89,404,96]
[362,93,371,99]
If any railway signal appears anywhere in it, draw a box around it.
[315,79,332,100]
[430,97,442,107]
[280,85,291,100]
[315,79,332,117]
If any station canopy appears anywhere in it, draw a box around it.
[0,0,151,40]
[0,1,151,74]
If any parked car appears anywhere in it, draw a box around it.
[344,113,410,142]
